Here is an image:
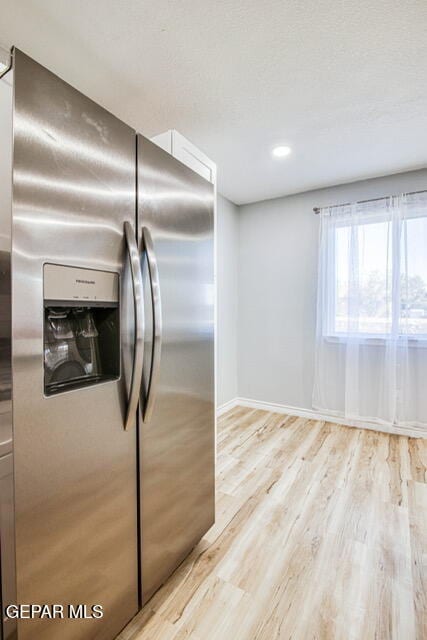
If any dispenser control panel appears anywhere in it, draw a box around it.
[44,264,119,306]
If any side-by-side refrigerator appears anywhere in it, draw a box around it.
[0,48,214,640]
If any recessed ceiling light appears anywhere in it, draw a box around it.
[272,145,292,158]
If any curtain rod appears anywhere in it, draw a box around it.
[312,188,427,214]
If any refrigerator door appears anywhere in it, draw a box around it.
[11,50,139,639]
[137,135,215,603]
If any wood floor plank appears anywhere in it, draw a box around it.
[408,480,427,640]
[118,407,427,640]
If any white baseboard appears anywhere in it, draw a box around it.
[216,398,240,416]
[217,396,425,439]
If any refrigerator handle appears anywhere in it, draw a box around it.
[124,221,144,430]
[141,226,162,423]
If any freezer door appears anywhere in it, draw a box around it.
[0,61,16,640]
[0,454,16,640]
[137,135,215,603]
[11,50,138,639]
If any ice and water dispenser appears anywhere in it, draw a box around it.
[43,264,120,395]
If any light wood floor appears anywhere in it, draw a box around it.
[118,407,427,640]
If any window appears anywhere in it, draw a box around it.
[324,196,427,340]
[402,215,427,336]
[314,192,427,429]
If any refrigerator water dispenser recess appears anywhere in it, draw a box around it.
[43,264,120,396]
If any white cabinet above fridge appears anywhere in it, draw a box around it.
[151,129,216,186]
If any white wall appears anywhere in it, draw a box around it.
[237,169,427,410]
[216,194,239,406]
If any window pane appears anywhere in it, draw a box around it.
[400,215,427,335]
[334,220,392,335]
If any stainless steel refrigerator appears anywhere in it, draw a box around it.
[0,48,214,640]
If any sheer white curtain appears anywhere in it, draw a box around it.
[313,192,427,435]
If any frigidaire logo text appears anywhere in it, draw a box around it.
[4,604,104,619]
[76,278,95,285]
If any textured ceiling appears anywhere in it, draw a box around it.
[1,1,427,204]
